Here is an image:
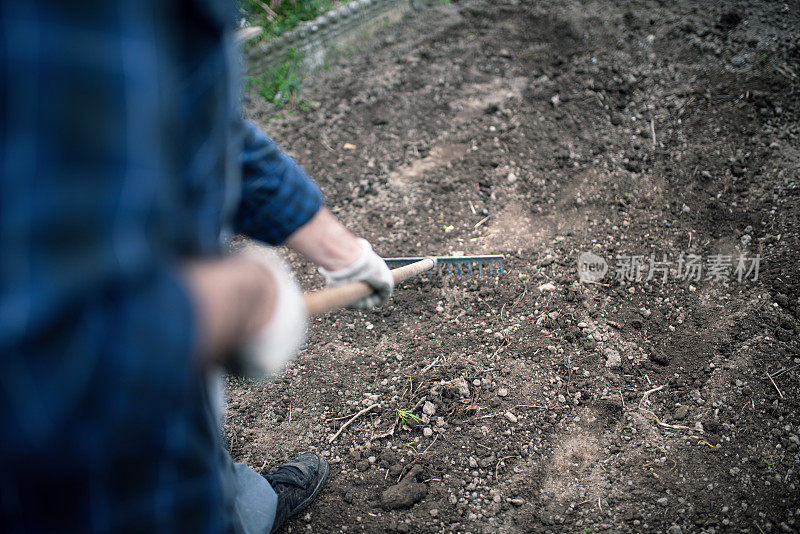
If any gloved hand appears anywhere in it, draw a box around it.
[236,247,308,379]
[318,238,394,310]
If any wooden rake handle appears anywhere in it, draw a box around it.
[304,258,435,317]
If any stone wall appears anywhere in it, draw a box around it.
[246,0,422,77]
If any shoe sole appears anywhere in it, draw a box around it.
[278,456,330,530]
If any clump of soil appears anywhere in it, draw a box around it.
[231,0,800,532]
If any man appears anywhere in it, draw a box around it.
[0,0,392,532]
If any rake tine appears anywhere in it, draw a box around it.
[382,255,505,278]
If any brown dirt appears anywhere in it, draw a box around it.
[230,0,800,532]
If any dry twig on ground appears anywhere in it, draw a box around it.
[329,403,381,443]
[766,371,784,399]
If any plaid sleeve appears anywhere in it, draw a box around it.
[1,1,237,530]
[234,120,325,245]
[0,0,200,471]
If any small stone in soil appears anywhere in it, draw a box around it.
[381,468,428,510]
[504,411,518,423]
[674,405,689,420]
[605,348,622,369]
[650,351,670,365]
[389,521,410,534]
[455,378,470,397]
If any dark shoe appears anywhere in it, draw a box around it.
[264,452,329,533]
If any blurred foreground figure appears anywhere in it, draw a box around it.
[0,1,392,532]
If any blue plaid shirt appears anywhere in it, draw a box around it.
[0,1,323,532]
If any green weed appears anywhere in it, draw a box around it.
[396,408,425,427]
[246,48,310,110]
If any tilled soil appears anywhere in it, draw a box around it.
[230,1,800,532]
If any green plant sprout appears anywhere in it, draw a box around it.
[396,408,425,426]
[765,458,777,469]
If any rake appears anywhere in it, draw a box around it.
[304,254,505,316]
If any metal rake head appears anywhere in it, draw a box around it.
[383,255,505,277]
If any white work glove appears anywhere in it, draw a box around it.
[237,247,308,379]
[318,238,394,310]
